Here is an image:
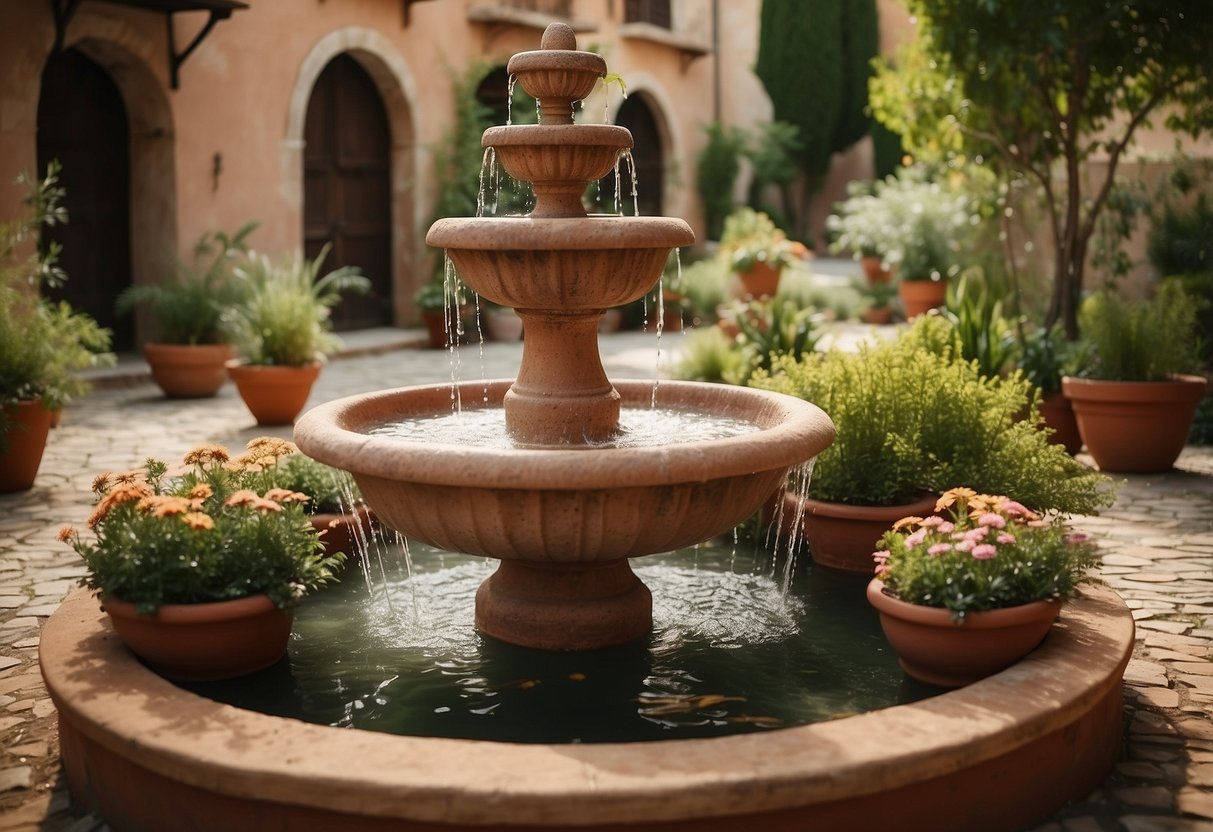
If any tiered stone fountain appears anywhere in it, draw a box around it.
[292,22,835,651]
[40,24,1133,831]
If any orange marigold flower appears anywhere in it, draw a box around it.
[112,470,141,485]
[225,489,260,508]
[246,436,296,457]
[56,526,76,543]
[183,444,231,466]
[91,473,113,494]
[150,496,191,518]
[935,487,977,513]
[188,483,213,500]
[265,487,309,504]
[891,515,925,531]
[181,512,215,530]
[252,497,283,514]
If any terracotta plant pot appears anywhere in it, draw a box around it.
[310,506,376,562]
[860,255,891,284]
[736,261,782,299]
[780,492,939,574]
[484,310,524,342]
[898,278,947,318]
[101,593,292,682]
[0,399,53,493]
[866,578,1063,688]
[226,360,322,426]
[1037,392,1082,456]
[143,342,233,398]
[1061,374,1207,473]
[860,306,894,326]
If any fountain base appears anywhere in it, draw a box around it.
[476,558,652,649]
[42,584,1132,831]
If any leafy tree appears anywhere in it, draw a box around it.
[870,1,1213,338]
[696,122,746,240]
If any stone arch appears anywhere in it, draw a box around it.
[606,72,683,217]
[7,8,177,346]
[288,28,421,324]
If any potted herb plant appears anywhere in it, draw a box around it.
[116,221,256,398]
[857,280,898,325]
[755,317,1113,572]
[867,487,1098,688]
[59,437,345,681]
[719,207,800,300]
[268,452,376,562]
[1017,325,1088,455]
[223,244,369,425]
[1061,279,1208,472]
[826,180,891,284]
[1,163,113,492]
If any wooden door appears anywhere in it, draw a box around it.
[610,96,663,218]
[36,48,133,350]
[303,54,392,330]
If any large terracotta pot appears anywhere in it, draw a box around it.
[1061,374,1207,473]
[781,492,939,574]
[226,360,322,426]
[866,578,1063,688]
[0,399,53,493]
[101,593,292,682]
[736,261,782,299]
[143,342,233,398]
[898,278,947,318]
[1037,392,1082,456]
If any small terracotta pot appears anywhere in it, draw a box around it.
[226,360,322,426]
[101,593,293,682]
[310,507,376,562]
[0,399,53,493]
[1036,392,1082,456]
[866,578,1063,688]
[898,279,947,318]
[736,261,782,300]
[860,306,894,325]
[781,492,940,574]
[860,255,891,284]
[144,342,233,398]
[1061,374,1207,473]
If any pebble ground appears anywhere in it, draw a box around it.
[0,328,1210,832]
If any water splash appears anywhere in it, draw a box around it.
[476,148,497,218]
[442,256,465,413]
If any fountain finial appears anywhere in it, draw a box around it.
[540,22,578,50]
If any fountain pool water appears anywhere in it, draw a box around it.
[183,540,935,744]
[39,22,1133,832]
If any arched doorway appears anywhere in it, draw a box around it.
[609,95,664,218]
[37,47,133,351]
[303,54,392,330]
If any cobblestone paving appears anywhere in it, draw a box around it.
[1,330,1211,831]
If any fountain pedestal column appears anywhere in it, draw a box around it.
[476,559,652,650]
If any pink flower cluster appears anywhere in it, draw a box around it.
[873,489,1048,573]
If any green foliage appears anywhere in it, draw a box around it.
[875,489,1099,619]
[721,299,821,387]
[696,123,746,241]
[269,453,362,516]
[64,438,344,614]
[719,208,799,274]
[1015,325,1089,396]
[117,222,257,345]
[832,0,879,153]
[743,121,803,227]
[674,326,745,384]
[869,0,1213,337]
[939,271,1017,378]
[754,320,1114,512]
[1149,192,1213,278]
[677,255,730,323]
[225,245,369,366]
[1078,280,1206,381]
[430,64,495,226]
[0,162,113,436]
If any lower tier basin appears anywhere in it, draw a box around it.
[41,582,1131,832]
[294,379,835,649]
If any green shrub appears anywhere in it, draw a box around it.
[753,322,1114,512]
[1078,280,1205,381]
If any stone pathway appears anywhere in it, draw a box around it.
[1,329,1211,831]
